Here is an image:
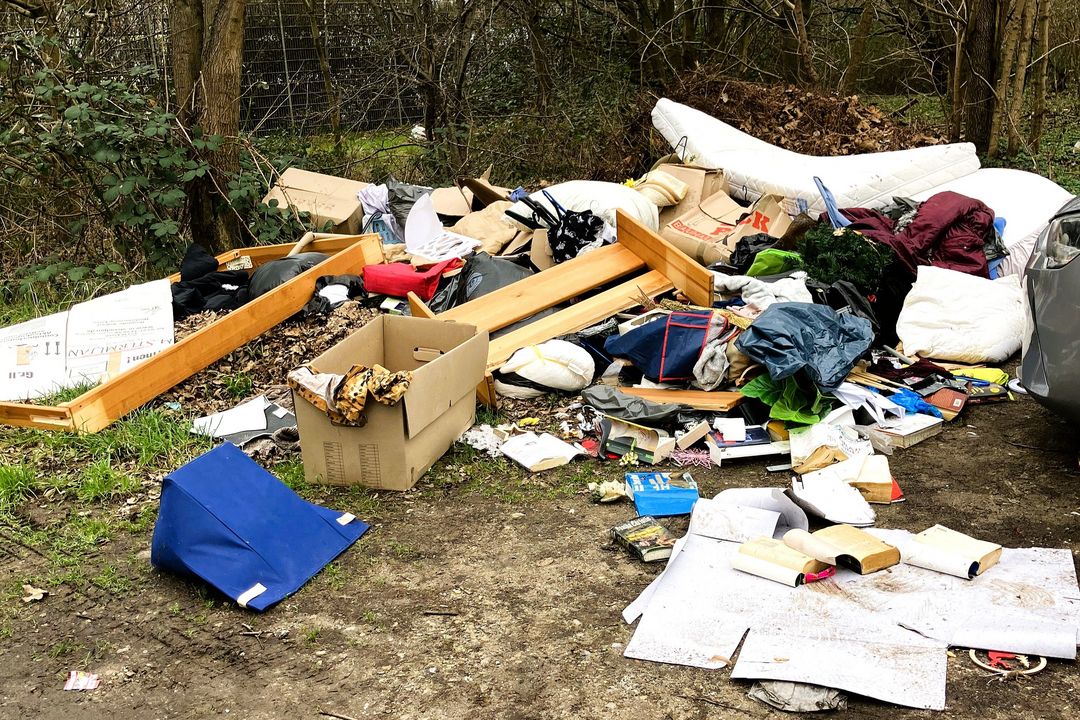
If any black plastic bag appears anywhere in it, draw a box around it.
[248,252,329,299]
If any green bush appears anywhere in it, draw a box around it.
[797,224,894,293]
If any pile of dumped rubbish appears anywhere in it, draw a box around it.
[1,98,1077,709]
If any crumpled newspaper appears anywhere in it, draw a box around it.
[459,424,511,457]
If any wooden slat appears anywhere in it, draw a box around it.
[165,233,375,281]
[486,270,673,370]
[617,387,744,412]
[434,244,644,332]
[407,292,437,319]
[0,235,385,433]
[615,210,714,308]
[0,402,73,430]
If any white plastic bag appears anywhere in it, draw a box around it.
[494,340,595,399]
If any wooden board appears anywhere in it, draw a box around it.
[166,233,367,281]
[487,270,673,370]
[1,234,384,433]
[615,210,714,308]
[431,243,644,333]
[618,387,744,412]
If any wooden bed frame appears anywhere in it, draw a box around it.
[409,211,741,408]
[0,233,385,433]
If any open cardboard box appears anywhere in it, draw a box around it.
[263,168,370,234]
[293,315,489,490]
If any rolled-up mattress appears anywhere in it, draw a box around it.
[652,98,981,216]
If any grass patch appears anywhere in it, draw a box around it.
[92,564,133,593]
[222,372,254,399]
[275,457,308,492]
[77,459,138,503]
[0,465,36,510]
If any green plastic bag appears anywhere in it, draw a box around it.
[741,373,833,425]
[746,248,803,277]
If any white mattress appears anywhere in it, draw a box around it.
[912,167,1075,277]
[652,98,981,216]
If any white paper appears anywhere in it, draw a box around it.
[404,193,482,261]
[789,407,872,468]
[712,487,808,535]
[831,381,906,424]
[500,431,581,471]
[192,396,270,438]
[790,474,875,526]
[0,312,67,400]
[712,417,746,442]
[688,498,780,543]
[0,280,174,401]
[622,530,1079,710]
[64,280,173,386]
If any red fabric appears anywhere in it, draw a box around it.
[840,191,992,278]
[363,258,463,300]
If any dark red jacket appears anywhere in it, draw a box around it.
[841,191,992,278]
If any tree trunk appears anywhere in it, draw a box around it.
[791,0,819,87]
[170,0,203,124]
[1027,0,1053,147]
[1006,0,1037,155]
[522,4,552,110]
[680,0,698,71]
[840,0,875,95]
[961,0,1000,151]
[948,24,966,142]
[986,0,1022,158]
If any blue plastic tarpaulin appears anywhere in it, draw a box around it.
[151,443,369,611]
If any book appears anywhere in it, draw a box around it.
[710,424,770,448]
[601,416,676,464]
[783,525,900,574]
[900,525,1002,578]
[731,537,832,587]
[624,472,699,517]
[873,413,944,448]
[801,455,894,504]
[611,516,676,562]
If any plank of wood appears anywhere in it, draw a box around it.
[0,402,72,430]
[166,233,377,281]
[615,210,714,308]
[407,292,436,319]
[435,244,645,332]
[618,387,744,412]
[0,235,385,433]
[486,270,673,370]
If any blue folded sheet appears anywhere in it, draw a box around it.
[151,443,369,611]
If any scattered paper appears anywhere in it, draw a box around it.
[500,432,581,472]
[688,498,781,543]
[192,396,270,438]
[712,487,809,535]
[790,474,876,526]
[712,417,746,442]
[64,670,100,691]
[623,518,1080,710]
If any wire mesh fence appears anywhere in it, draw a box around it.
[0,0,422,135]
[242,0,422,134]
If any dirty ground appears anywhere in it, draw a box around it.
[1,382,1077,719]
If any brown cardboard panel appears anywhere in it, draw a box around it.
[402,331,488,438]
[652,164,728,227]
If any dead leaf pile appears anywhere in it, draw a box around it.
[159,302,380,418]
[661,71,945,156]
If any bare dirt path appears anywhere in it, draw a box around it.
[2,394,1078,719]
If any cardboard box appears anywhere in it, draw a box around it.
[651,164,728,228]
[293,315,489,490]
[262,168,370,234]
[661,190,792,265]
